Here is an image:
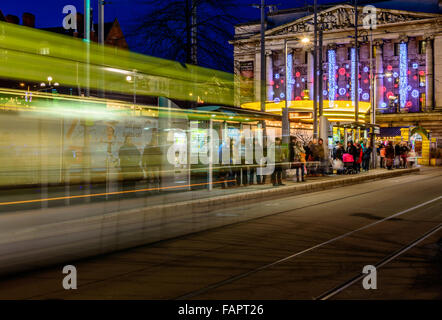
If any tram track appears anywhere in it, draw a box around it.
[315,223,442,300]
[175,194,442,300]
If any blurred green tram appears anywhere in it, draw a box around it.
[0,89,281,190]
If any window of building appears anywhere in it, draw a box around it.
[419,74,426,86]
[419,40,427,55]
[419,93,426,111]
[394,43,400,56]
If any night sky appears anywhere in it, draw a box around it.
[1,0,343,45]
[2,0,440,70]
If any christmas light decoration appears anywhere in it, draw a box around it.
[287,53,293,104]
[399,42,408,110]
[328,49,336,108]
[351,48,356,106]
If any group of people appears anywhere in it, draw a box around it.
[118,133,416,192]
[333,140,373,174]
[288,137,327,183]
[118,136,163,190]
[219,136,327,188]
[379,141,414,170]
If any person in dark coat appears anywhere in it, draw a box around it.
[119,136,142,192]
[362,144,372,172]
[346,141,358,173]
[142,136,163,185]
[385,141,395,170]
[394,143,401,169]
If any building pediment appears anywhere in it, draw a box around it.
[265,5,441,37]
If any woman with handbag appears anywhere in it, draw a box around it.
[293,140,306,182]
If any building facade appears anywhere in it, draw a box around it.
[232,5,442,150]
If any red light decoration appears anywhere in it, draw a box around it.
[381,86,386,93]
[301,91,305,97]
[281,79,284,84]
[394,84,398,88]
[386,91,394,99]
[358,74,362,79]
[270,80,275,86]
[419,70,425,76]
[335,74,339,79]
[336,93,339,98]
[387,65,393,71]
[339,68,346,76]
[363,79,369,84]
[295,96,301,101]
[407,70,411,75]
[413,75,418,80]
[276,85,279,89]
[295,72,301,77]
[323,76,327,81]
[406,101,412,107]
[346,93,350,97]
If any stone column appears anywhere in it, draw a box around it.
[266,50,274,101]
[375,40,384,109]
[425,35,434,112]
[434,35,442,112]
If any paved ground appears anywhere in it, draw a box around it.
[0,167,440,300]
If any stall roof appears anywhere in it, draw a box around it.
[193,105,282,121]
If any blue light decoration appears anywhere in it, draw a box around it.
[407,85,412,91]
[275,73,280,79]
[381,102,387,108]
[420,82,425,87]
[323,90,328,96]
[411,89,419,98]
[393,72,398,78]
[280,92,285,99]
[362,93,369,100]
[328,49,336,108]
[274,98,280,103]
[399,42,408,110]
[363,66,369,73]
[412,63,418,69]
[286,53,293,106]
[351,48,356,106]
[339,88,346,95]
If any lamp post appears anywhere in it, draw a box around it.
[313,0,318,139]
[369,25,376,168]
[283,36,310,145]
[283,39,289,146]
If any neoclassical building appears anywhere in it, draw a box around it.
[232,4,442,149]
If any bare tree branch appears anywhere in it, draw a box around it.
[129,0,249,72]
